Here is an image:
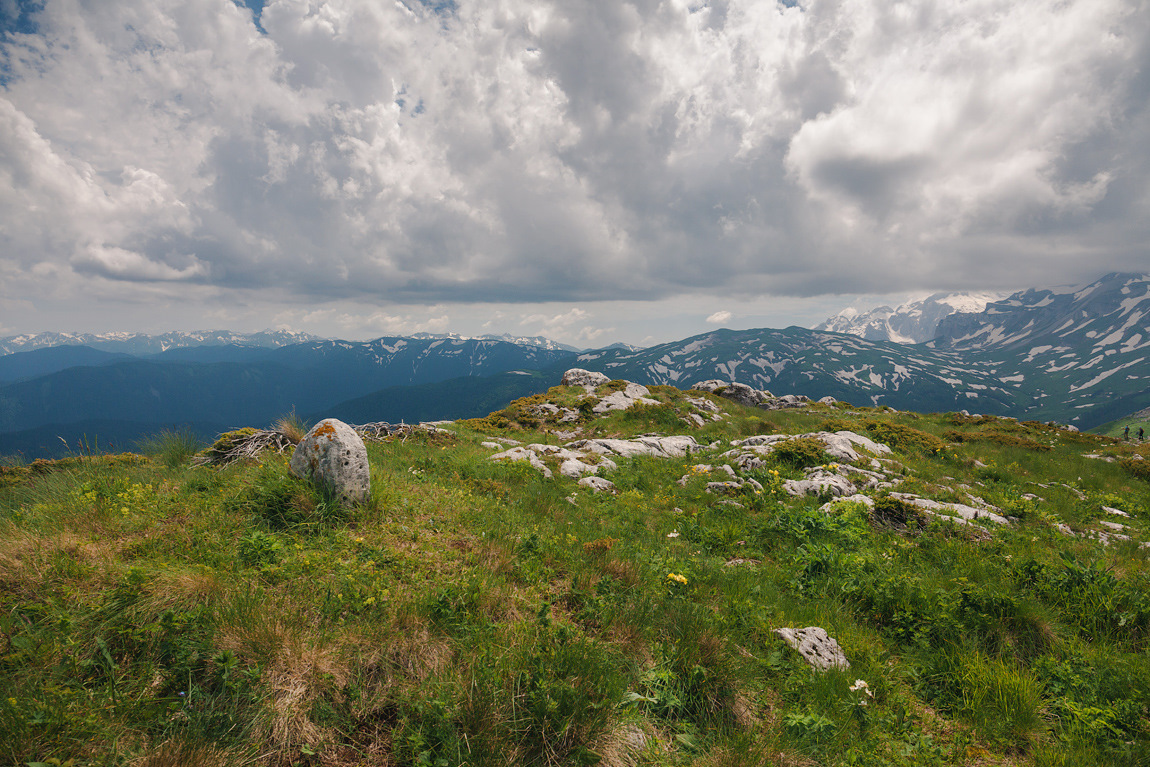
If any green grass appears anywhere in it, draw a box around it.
[2,390,1150,765]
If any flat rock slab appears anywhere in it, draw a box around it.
[568,435,704,459]
[290,418,371,505]
[774,627,850,671]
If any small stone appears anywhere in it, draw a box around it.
[774,627,850,670]
[578,476,616,493]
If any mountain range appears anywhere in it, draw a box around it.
[814,291,1008,343]
[2,272,1148,458]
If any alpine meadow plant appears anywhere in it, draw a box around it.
[137,426,203,468]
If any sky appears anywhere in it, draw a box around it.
[0,0,1147,348]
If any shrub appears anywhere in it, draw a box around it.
[1118,458,1150,482]
[865,421,945,454]
[943,429,1052,452]
[771,437,830,469]
[818,418,854,433]
[871,496,922,528]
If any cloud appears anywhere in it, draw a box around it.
[706,310,732,324]
[0,0,1146,330]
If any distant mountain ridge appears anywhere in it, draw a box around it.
[815,292,1008,343]
[0,329,319,356]
[3,273,1149,459]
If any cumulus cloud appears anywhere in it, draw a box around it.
[0,0,1147,333]
[706,310,732,324]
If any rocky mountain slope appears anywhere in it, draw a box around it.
[3,371,1148,766]
[815,292,1007,343]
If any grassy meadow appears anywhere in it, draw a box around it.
[1,383,1149,766]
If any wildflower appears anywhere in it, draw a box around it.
[354,536,364,543]
[667,531,680,538]
[849,679,873,698]
[6,697,15,706]
[667,572,688,585]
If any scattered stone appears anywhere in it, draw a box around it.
[686,396,720,413]
[724,557,759,567]
[289,418,371,505]
[579,476,616,493]
[1099,519,1128,531]
[818,396,837,405]
[489,446,553,478]
[480,441,505,450]
[774,627,850,671]
[685,413,707,428]
[1103,506,1130,518]
[561,368,610,391]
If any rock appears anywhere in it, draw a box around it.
[769,394,812,410]
[784,470,857,498]
[774,627,850,671]
[579,476,616,493]
[889,492,1010,525]
[819,494,876,513]
[1103,506,1130,517]
[561,368,610,391]
[818,396,837,404]
[289,419,371,505]
[686,396,720,413]
[568,435,704,459]
[592,383,660,414]
[706,481,744,495]
[691,380,768,407]
[489,446,553,478]
[685,413,707,428]
[1065,425,1079,433]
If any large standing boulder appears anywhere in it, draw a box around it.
[290,419,371,505]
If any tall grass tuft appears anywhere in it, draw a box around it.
[273,410,309,445]
[138,427,203,468]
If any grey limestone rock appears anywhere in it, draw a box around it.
[579,476,617,493]
[691,380,769,408]
[290,418,371,505]
[592,382,659,414]
[561,368,610,391]
[774,627,850,671]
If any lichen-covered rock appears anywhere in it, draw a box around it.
[774,627,850,670]
[289,419,371,505]
[561,368,610,391]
